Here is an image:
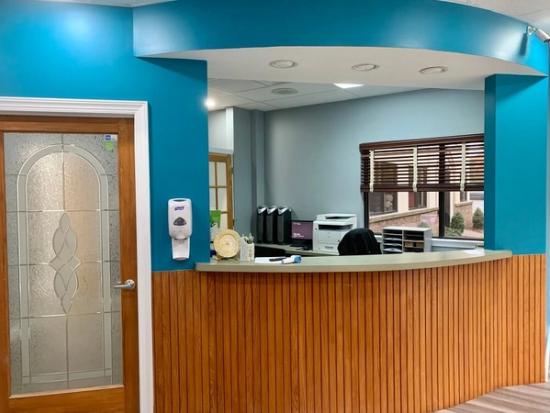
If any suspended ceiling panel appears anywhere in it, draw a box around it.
[207,80,418,111]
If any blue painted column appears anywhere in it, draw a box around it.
[484,74,548,254]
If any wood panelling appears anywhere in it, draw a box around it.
[153,255,546,413]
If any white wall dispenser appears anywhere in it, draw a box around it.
[168,198,192,260]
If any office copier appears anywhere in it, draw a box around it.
[313,213,357,254]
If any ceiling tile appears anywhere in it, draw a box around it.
[236,102,278,111]
[345,85,419,98]
[236,82,337,101]
[208,79,269,93]
[207,90,256,111]
[264,89,356,110]
[256,80,286,86]
[208,79,423,112]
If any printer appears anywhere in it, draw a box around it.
[313,213,357,254]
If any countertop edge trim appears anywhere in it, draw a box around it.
[195,250,513,273]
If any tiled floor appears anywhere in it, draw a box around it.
[438,383,550,412]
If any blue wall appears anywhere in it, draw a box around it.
[0,0,210,271]
[484,75,549,254]
[264,89,484,225]
[134,0,548,74]
[1,0,548,265]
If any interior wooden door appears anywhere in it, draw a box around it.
[0,116,139,412]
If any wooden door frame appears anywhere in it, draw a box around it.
[0,98,153,412]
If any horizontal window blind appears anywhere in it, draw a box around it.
[360,134,484,192]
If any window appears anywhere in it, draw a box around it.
[369,192,398,215]
[209,153,234,231]
[409,192,427,209]
[360,135,484,240]
[444,191,484,240]
[368,191,440,236]
[369,162,398,215]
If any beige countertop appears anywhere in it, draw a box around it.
[196,249,512,273]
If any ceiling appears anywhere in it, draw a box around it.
[207,79,418,112]
[182,47,538,91]
[182,45,540,111]
[440,0,550,32]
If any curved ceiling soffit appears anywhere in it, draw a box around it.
[132,0,549,75]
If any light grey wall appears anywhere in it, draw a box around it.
[233,108,253,234]
[208,107,266,236]
[251,110,266,207]
[264,89,484,226]
[208,109,232,153]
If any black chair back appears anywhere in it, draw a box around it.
[337,228,381,256]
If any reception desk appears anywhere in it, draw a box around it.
[153,250,546,413]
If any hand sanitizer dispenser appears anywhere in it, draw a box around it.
[168,198,192,260]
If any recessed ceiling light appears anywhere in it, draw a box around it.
[205,97,216,109]
[351,63,379,72]
[269,60,298,69]
[271,87,299,95]
[419,66,448,75]
[334,83,363,89]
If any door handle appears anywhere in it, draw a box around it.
[113,279,136,291]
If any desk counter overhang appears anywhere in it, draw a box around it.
[196,249,512,273]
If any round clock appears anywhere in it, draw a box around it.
[213,229,241,258]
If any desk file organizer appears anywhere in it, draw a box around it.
[382,226,432,254]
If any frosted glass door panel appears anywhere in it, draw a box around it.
[5,133,122,395]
